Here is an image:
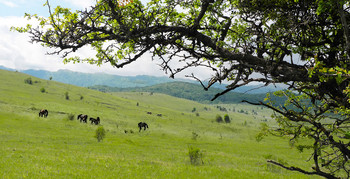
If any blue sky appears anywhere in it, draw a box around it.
[0,0,212,80]
[0,0,90,17]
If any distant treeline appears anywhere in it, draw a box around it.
[89,81,286,105]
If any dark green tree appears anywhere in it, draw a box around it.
[215,114,223,123]
[224,114,230,123]
[24,77,32,85]
[64,91,69,100]
[95,126,106,142]
[40,87,46,93]
[13,0,350,178]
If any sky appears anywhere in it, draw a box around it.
[0,0,213,80]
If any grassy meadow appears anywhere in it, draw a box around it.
[0,69,319,178]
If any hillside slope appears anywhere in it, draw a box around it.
[0,66,286,93]
[90,82,286,104]
[0,69,313,178]
[20,68,181,88]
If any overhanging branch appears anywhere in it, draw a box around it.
[267,160,339,179]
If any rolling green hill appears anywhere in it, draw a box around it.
[0,69,316,178]
[89,82,286,104]
[0,66,286,94]
[19,68,181,88]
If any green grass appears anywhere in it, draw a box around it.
[0,69,319,178]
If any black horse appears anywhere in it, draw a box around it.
[138,122,149,132]
[89,117,100,125]
[39,109,48,118]
[77,114,88,123]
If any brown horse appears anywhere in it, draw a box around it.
[77,114,88,123]
[39,109,48,118]
[89,117,100,125]
[138,122,149,132]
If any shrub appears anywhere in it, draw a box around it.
[40,87,46,93]
[243,120,248,126]
[192,107,196,112]
[124,129,134,134]
[95,126,106,142]
[191,132,199,141]
[224,114,230,123]
[64,91,69,100]
[24,77,32,85]
[80,95,84,100]
[215,114,223,123]
[188,146,204,165]
[67,113,75,121]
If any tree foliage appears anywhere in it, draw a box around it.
[24,77,33,85]
[13,0,350,178]
[95,126,106,142]
[215,114,223,123]
[224,114,230,123]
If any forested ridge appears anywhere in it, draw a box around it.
[90,81,285,104]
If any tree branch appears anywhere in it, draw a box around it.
[267,160,339,179]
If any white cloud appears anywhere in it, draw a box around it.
[0,4,215,80]
[0,0,17,7]
[0,16,170,77]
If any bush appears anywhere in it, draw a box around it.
[67,113,75,121]
[124,129,134,134]
[40,87,46,93]
[191,132,199,141]
[64,91,69,100]
[215,114,223,123]
[95,126,106,142]
[192,107,196,112]
[188,146,204,165]
[24,77,32,85]
[224,114,230,123]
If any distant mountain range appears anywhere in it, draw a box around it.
[19,69,178,88]
[0,65,286,95]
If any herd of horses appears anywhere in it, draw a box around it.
[38,109,149,132]
[77,114,100,125]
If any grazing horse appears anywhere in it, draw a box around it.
[39,109,48,118]
[77,114,88,123]
[138,122,149,132]
[89,117,100,125]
